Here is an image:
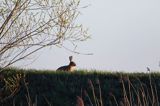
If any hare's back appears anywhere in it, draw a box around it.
[56,66,68,71]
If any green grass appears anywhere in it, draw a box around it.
[0,68,160,106]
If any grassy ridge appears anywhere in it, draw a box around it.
[1,68,160,106]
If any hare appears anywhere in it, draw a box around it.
[56,56,76,72]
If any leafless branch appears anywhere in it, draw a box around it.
[0,0,89,70]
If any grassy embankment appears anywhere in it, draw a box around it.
[0,68,160,106]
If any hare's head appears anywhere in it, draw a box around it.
[69,56,76,66]
[69,56,76,71]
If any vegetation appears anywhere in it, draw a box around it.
[0,0,89,70]
[0,68,160,106]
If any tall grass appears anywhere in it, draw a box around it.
[76,71,159,106]
[0,68,159,106]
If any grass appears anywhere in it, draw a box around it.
[0,67,160,106]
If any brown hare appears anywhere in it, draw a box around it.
[56,56,76,72]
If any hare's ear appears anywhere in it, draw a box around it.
[69,56,73,62]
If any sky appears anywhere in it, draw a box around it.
[16,0,160,72]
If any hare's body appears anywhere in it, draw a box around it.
[56,56,76,72]
[57,66,69,71]
[56,65,76,72]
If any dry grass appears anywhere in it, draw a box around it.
[77,71,159,106]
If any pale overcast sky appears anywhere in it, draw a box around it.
[16,0,160,72]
